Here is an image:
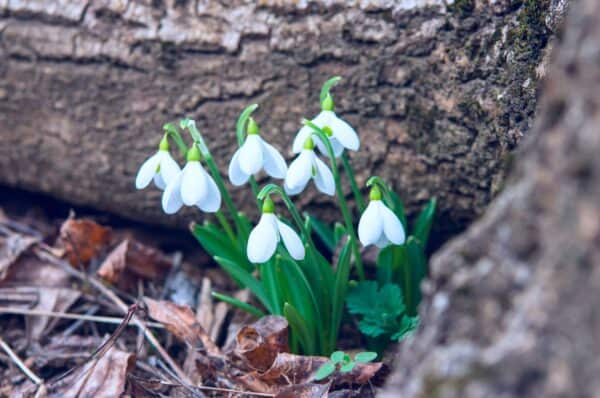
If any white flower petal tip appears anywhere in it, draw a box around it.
[294,110,359,157]
[161,173,184,215]
[196,169,222,213]
[358,200,405,248]
[228,136,287,185]
[135,150,180,191]
[284,149,334,196]
[246,214,305,263]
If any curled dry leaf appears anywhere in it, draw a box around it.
[144,297,221,356]
[58,217,111,266]
[97,239,171,285]
[46,346,135,398]
[0,233,38,282]
[234,315,289,372]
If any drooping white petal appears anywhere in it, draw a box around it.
[284,150,314,194]
[162,173,184,214]
[358,201,384,246]
[158,151,181,186]
[284,180,306,196]
[276,220,305,260]
[196,168,221,213]
[261,139,287,179]
[135,152,161,189]
[380,203,406,245]
[375,234,391,248]
[313,156,335,196]
[153,173,166,190]
[328,137,345,157]
[329,113,360,151]
[292,125,312,154]
[247,214,279,263]
[238,135,263,175]
[228,148,250,186]
[181,162,207,206]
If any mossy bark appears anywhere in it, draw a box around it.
[382,0,600,395]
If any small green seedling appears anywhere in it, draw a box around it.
[313,351,378,381]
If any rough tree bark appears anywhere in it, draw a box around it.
[0,0,565,241]
[382,0,600,395]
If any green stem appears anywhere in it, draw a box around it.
[181,119,244,235]
[162,123,189,157]
[216,210,235,242]
[341,152,365,213]
[304,121,365,280]
[249,176,260,209]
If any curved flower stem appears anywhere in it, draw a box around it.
[257,184,313,246]
[341,152,366,213]
[304,120,365,280]
[181,119,242,236]
[162,123,189,157]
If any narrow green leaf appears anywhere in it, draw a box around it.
[260,259,282,315]
[333,223,347,244]
[191,224,251,272]
[319,76,342,105]
[314,362,336,381]
[213,256,271,312]
[305,215,336,253]
[284,303,316,355]
[211,292,265,317]
[413,197,437,249]
[386,190,408,231]
[405,237,427,315]
[330,238,352,352]
[354,351,377,363]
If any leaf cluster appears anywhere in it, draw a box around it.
[313,350,377,381]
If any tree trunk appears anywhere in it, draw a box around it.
[0,1,564,243]
[382,0,600,395]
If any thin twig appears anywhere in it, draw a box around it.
[0,306,164,329]
[35,247,192,385]
[159,380,276,397]
[0,335,46,394]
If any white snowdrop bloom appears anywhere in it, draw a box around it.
[228,118,287,186]
[292,94,359,157]
[135,137,180,190]
[284,137,335,196]
[247,198,305,263]
[161,144,221,214]
[358,186,406,248]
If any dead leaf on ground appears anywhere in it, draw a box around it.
[97,239,171,286]
[47,345,135,398]
[276,382,331,398]
[144,297,221,356]
[0,233,38,282]
[234,315,289,372]
[58,217,111,266]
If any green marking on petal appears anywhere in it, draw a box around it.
[322,126,333,137]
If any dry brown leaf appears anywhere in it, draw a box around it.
[144,297,221,356]
[47,346,135,398]
[0,233,38,281]
[58,217,111,266]
[276,382,331,398]
[97,239,171,285]
[234,315,289,372]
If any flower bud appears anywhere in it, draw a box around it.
[186,144,201,162]
[262,197,275,214]
[159,135,169,151]
[247,117,260,135]
[369,185,382,201]
[321,93,334,111]
[303,136,316,150]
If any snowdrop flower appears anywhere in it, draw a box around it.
[358,186,406,248]
[228,118,287,186]
[135,136,180,190]
[292,94,359,157]
[247,198,305,263]
[161,144,221,214]
[284,137,335,196]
